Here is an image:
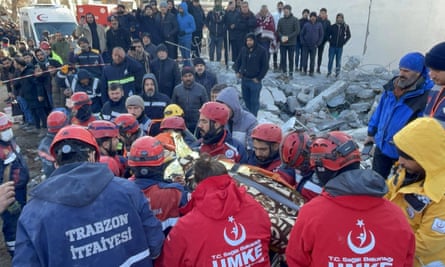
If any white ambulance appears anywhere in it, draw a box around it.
[19,4,77,45]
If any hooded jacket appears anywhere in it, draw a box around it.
[177,3,196,43]
[216,87,257,150]
[156,174,271,267]
[141,73,171,135]
[13,162,164,267]
[386,118,445,267]
[233,33,269,81]
[368,76,433,159]
[286,169,415,267]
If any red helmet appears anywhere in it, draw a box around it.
[280,130,311,168]
[310,131,361,171]
[100,156,121,176]
[128,136,164,167]
[47,111,68,133]
[87,120,119,139]
[114,114,139,134]
[39,41,51,50]
[160,116,186,131]
[251,123,282,143]
[71,92,92,110]
[0,112,13,131]
[199,101,229,125]
[50,125,100,161]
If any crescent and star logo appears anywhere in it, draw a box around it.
[223,216,246,247]
[36,14,48,22]
[347,219,376,254]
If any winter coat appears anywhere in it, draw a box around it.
[141,73,172,135]
[194,70,217,97]
[171,81,208,131]
[232,10,256,41]
[137,11,162,46]
[225,9,239,41]
[199,130,247,163]
[300,21,324,47]
[328,22,351,48]
[106,27,132,52]
[177,3,196,43]
[386,118,445,267]
[13,162,164,267]
[75,22,107,52]
[156,174,271,267]
[71,48,104,78]
[424,85,445,122]
[277,14,300,46]
[286,169,415,267]
[150,57,181,98]
[187,2,205,33]
[318,17,331,43]
[233,34,268,81]
[368,76,433,159]
[14,64,45,108]
[216,86,257,150]
[206,9,226,38]
[101,56,144,103]
[101,98,127,121]
[155,12,179,44]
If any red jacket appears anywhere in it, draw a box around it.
[286,192,415,267]
[156,174,271,267]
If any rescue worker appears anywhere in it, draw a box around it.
[156,154,271,266]
[280,130,322,201]
[197,101,247,163]
[156,116,197,149]
[13,125,164,266]
[87,120,125,177]
[286,131,415,266]
[114,113,144,156]
[71,37,104,79]
[140,73,171,136]
[163,103,184,118]
[0,112,30,257]
[424,41,445,122]
[101,83,127,121]
[385,117,445,266]
[38,110,69,178]
[125,95,152,136]
[0,182,15,214]
[128,136,188,232]
[70,92,97,126]
[248,123,295,186]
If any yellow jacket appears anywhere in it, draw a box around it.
[386,118,445,267]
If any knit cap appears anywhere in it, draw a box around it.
[399,52,425,73]
[125,95,145,109]
[425,42,445,71]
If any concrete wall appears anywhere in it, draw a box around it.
[249,0,445,69]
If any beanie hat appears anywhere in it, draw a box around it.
[156,43,168,53]
[77,69,91,81]
[77,37,89,45]
[125,95,145,109]
[181,66,195,76]
[160,1,168,8]
[193,57,205,66]
[425,42,445,71]
[399,52,425,73]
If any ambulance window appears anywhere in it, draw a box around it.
[34,22,77,40]
[23,21,30,39]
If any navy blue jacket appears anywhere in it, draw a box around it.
[233,35,268,81]
[101,98,128,121]
[71,48,104,79]
[300,21,324,47]
[150,57,181,98]
[194,70,217,97]
[368,76,433,159]
[13,162,164,267]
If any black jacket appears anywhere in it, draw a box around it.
[150,57,181,98]
[206,10,226,38]
[233,35,268,81]
[232,11,256,41]
[155,12,179,43]
[328,22,351,48]
[194,70,217,97]
[277,14,300,46]
[106,27,131,52]
[14,65,45,108]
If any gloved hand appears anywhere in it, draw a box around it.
[179,30,186,36]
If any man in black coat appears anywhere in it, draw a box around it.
[156,1,179,59]
[150,44,181,98]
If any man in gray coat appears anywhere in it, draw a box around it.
[277,5,299,79]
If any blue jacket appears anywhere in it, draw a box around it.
[194,70,217,97]
[13,162,164,267]
[368,76,433,159]
[424,86,445,122]
[300,21,324,47]
[177,3,196,43]
[216,87,257,150]
[37,133,56,178]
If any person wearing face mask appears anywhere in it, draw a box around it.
[247,123,295,186]
[196,101,246,163]
[0,112,30,257]
[366,52,433,179]
[286,131,415,266]
[385,118,445,267]
[70,92,97,126]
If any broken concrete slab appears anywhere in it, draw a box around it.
[304,81,348,113]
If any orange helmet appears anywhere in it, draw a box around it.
[47,111,69,133]
[0,112,13,131]
[128,136,164,167]
[100,156,121,176]
[87,120,119,139]
[71,92,92,110]
[50,125,100,161]
[251,123,282,143]
[155,132,176,151]
[160,116,186,131]
[114,114,139,134]
[310,131,361,171]
[280,130,311,169]
[199,101,229,125]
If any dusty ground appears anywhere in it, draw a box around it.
[0,87,43,266]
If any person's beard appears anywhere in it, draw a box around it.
[397,74,419,89]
